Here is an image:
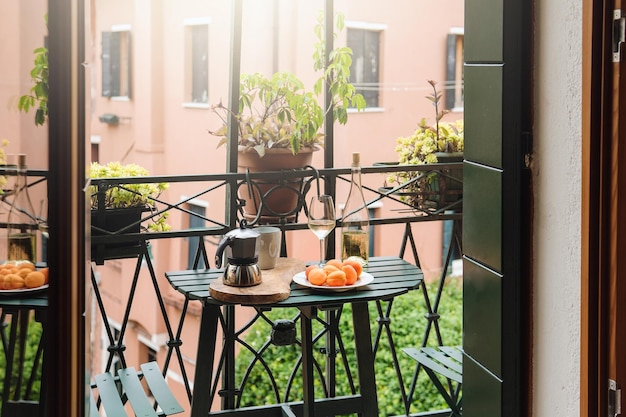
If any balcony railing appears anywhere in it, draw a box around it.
[2,161,462,416]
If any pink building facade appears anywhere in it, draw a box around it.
[1,1,463,413]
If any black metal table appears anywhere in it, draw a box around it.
[0,292,47,417]
[165,256,422,417]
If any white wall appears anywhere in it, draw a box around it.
[533,0,582,416]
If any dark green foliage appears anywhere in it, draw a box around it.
[235,278,463,416]
[0,313,44,405]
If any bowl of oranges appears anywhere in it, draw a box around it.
[0,261,49,294]
[292,258,374,292]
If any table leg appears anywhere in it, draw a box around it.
[352,302,378,417]
[222,305,236,410]
[190,304,220,417]
[325,309,338,397]
[300,306,316,417]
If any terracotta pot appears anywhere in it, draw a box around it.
[237,146,316,223]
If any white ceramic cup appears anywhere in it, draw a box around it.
[256,226,282,270]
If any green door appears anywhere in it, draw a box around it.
[463,0,532,415]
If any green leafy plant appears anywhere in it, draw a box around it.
[393,80,463,166]
[17,15,49,127]
[89,162,170,232]
[0,316,44,405]
[210,12,365,157]
[387,80,464,209]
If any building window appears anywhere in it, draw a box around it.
[91,135,101,163]
[184,19,209,104]
[101,26,131,98]
[188,203,207,269]
[347,24,383,108]
[445,30,464,111]
[147,346,157,363]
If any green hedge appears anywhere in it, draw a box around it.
[235,278,462,416]
[0,313,44,404]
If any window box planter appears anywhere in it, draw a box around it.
[91,207,148,265]
[376,153,463,212]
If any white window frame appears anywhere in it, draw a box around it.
[102,24,132,100]
[345,21,386,111]
[183,17,210,108]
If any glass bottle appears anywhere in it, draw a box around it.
[7,154,37,262]
[341,152,369,265]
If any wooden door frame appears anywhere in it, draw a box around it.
[581,0,626,415]
[46,0,88,416]
[581,1,603,415]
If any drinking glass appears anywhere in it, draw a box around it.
[307,194,336,267]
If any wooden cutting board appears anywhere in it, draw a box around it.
[209,258,305,305]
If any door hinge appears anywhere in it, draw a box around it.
[614,10,625,62]
[610,379,622,417]
[522,131,533,169]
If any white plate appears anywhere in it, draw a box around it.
[293,271,374,292]
[0,284,48,296]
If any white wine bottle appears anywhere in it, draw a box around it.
[341,152,369,265]
[7,154,37,262]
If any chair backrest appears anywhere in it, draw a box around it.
[90,362,183,417]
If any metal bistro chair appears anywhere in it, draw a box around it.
[90,362,183,417]
[403,346,463,417]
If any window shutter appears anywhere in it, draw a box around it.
[123,31,132,99]
[191,25,209,103]
[363,30,380,108]
[347,28,380,108]
[109,32,121,97]
[101,32,112,97]
[446,34,457,110]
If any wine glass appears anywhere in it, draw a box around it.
[307,194,336,267]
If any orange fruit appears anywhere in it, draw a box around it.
[17,268,32,278]
[25,271,45,288]
[323,264,340,274]
[16,261,35,271]
[326,270,347,286]
[39,268,49,284]
[325,259,343,269]
[307,268,327,286]
[342,264,358,285]
[342,259,363,277]
[305,264,318,278]
[5,274,25,289]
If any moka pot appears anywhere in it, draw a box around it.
[215,226,262,287]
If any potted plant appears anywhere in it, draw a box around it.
[89,162,169,263]
[385,80,464,211]
[209,12,365,222]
